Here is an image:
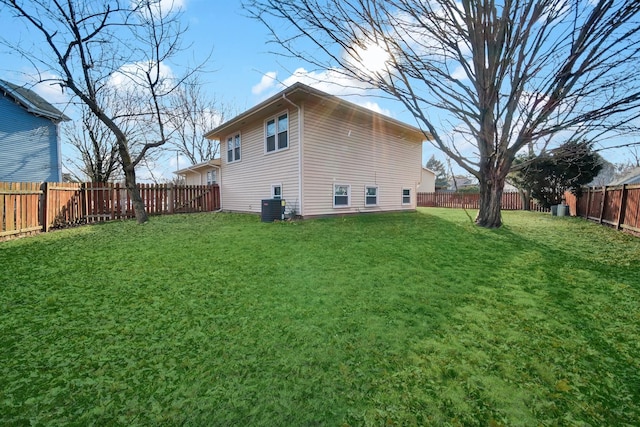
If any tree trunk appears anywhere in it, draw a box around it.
[475,169,507,228]
[518,188,531,211]
[123,166,148,224]
[118,138,148,224]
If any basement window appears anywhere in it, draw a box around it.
[402,188,411,205]
[365,186,378,206]
[334,184,350,207]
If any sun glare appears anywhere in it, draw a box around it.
[353,42,390,74]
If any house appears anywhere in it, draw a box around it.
[0,79,70,182]
[417,167,436,193]
[445,175,479,192]
[204,82,430,218]
[174,158,221,186]
[609,166,640,185]
[503,181,519,192]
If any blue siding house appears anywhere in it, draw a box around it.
[0,79,70,182]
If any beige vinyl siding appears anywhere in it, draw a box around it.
[301,100,422,217]
[184,173,204,186]
[220,109,300,214]
[417,169,436,193]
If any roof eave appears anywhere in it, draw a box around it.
[0,80,71,122]
[174,158,221,175]
[204,82,432,143]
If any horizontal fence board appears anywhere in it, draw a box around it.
[0,225,41,237]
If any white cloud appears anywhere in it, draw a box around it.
[267,68,396,116]
[134,0,186,19]
[357,101,392,117]
[29,75,70,107]
[276,67,392,116]
[109,61,175,93]
[450,65,469,81]
[252,71,277,95]
[164,0,186,10]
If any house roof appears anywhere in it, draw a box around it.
[422,167,436,175]
[204,82,432,142]
[0,79,70,123]
[448,175,478,189]
[174,158,221,175]
[609,166,640,185]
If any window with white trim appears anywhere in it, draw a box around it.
[266,112,288,153]
[334,184,350,207]
[272,184,282,200]
[206,170,217,185]
[402,188,411,205]
[365,186,378,206]
[227,133,241,163]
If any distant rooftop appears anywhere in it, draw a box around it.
[0,79,70,122]
[609,166,640,185]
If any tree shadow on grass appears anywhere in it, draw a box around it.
[2,210,638,425]
[413,209,640,425]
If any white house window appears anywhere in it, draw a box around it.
[206,170,217,185]
[334,184,350,207]
[227,133,241,163]
[272,184,282,199]
[402,188,411,205]
[365,186,378,206]
[266,112,288,153]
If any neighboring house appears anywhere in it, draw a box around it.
[0,79,70,182]
[503,181,519,192]
[204,82,430,218]
[417,167,436,193]
[609,166,640,185]
[174,158,221,186]
[445,175,479,192]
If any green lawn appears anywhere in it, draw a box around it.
[1,209,639,426]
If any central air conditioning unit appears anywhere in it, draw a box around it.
[261,199,285,222]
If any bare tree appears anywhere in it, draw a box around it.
[0,0,197,223]
[64,104,121,183]
[627,146,640,167]
[245,0,640,227]
[166,75,235,165]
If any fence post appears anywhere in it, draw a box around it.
[585,187,591,218]
[41,182,50,232]
[598,186,606,223]
[168,183,174,214]
[616,184,628,230]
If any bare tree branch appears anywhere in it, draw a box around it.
[0,0,205,223]
[244,0,640,227]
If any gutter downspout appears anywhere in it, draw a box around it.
[214,165,223,211]
[281,93,303,217]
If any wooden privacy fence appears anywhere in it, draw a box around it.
[1,182,220,239]
[564,184,640,234]
[417,191,548,212]
[0,182,42,238]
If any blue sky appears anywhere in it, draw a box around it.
[0,0,443,181]
[0,0,632,181]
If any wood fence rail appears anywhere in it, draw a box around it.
[417,191,548,212]
[564,184,640,234]
[1,182,220,240]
